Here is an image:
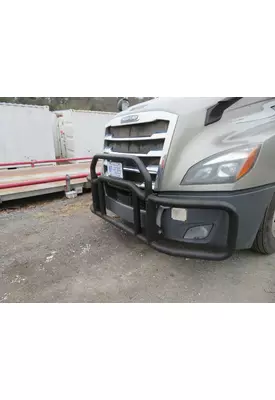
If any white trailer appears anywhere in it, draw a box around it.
[0,103,56,168]
[53,109,115,161]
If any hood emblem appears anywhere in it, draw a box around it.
[121,115,139,124]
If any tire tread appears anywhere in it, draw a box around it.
[252,195,275,255]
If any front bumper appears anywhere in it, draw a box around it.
[90,154,243,261]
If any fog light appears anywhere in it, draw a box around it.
[184,225,213,240]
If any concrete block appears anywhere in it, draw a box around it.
[65,190,77,199]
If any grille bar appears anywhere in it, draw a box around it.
[105,132,167,141]
[103,149,163,158]
[123,165,158,174]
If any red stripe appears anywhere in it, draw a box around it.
[0,157,93,168]
[0,173,90,190]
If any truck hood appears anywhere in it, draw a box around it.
[111,97,275,191]
[117,97,226,117]
[160,97,275,191]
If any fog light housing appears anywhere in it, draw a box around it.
[184,225,213,240]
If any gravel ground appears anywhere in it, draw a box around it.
[1,193,275,303]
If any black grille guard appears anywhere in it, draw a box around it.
[90,154,239,261]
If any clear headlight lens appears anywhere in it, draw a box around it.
[181,144,261,185]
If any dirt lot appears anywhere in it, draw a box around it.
[1,192,275,302]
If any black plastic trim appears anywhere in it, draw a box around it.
[205,97,242,126]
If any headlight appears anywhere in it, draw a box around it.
[181,144,261,185]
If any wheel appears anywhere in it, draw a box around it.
[252,194,275,255]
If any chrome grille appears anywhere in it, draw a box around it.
[103,119,170,188]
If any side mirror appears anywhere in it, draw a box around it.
[117,98,130,112]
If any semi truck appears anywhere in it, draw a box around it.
[90,97,275,260]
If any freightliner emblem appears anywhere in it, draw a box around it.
[121,115,139,124]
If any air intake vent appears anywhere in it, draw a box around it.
[107,120,169,138]
[205,97,242,126]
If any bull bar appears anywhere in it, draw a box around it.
[90,154,239,261]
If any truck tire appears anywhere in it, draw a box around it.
[252,194,275,255]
